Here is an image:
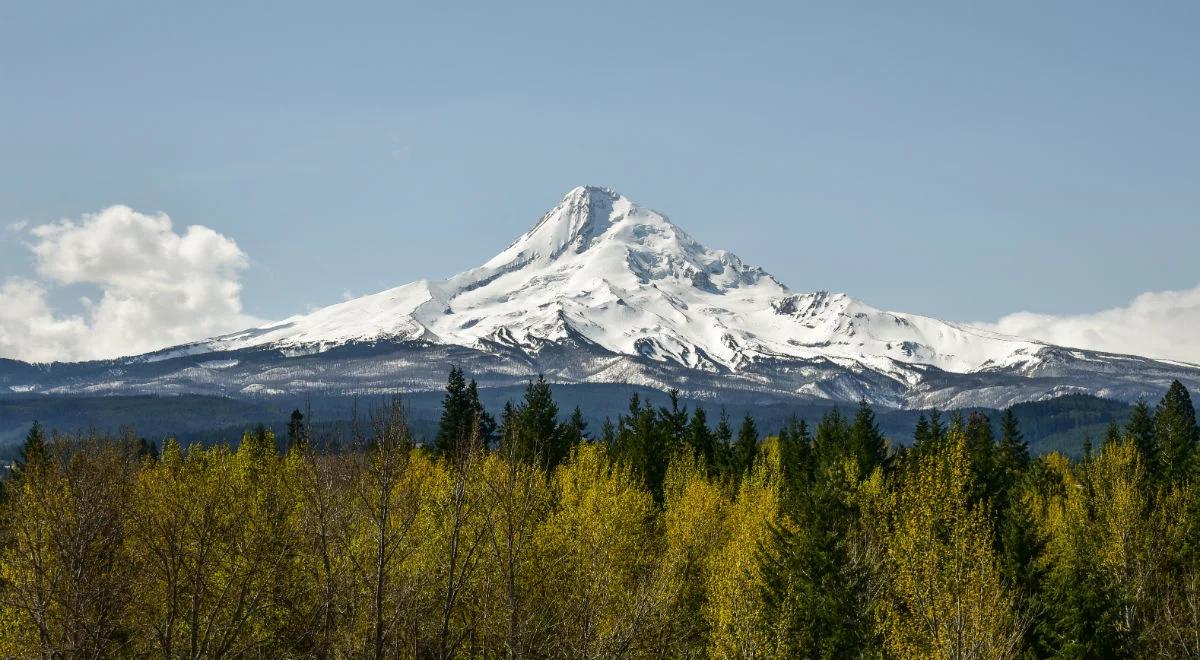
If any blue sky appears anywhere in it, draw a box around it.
[2,2,1198,361]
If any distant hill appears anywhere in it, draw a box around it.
[0,387,1148,461]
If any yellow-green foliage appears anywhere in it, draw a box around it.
[4,415,1199,659]
[876,431,1024,660]
[535,443,659,658]
[705,436,783,659]
[660,450,730,655]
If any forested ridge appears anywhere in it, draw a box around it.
[1,368,1199,658]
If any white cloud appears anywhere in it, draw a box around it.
[976,284,1200,365]
[0,205,261,362]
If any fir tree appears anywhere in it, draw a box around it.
[913,412,931,446]
[465,379,496,448]
[847,399,889,477]
[562,405,588,446]
[661,389,688,454]
[686,407,715,468]
[714,408,734,476]
[963,412,998,504]
[928,408,946,444]
[508,375,566,470]
[10,420,49,482]
[614,394,670,498]
[600,418,616,447]
[1126,399,1157,473]
[434,367,471,456]
[813,407,849,474]
[733,413,758,476]
[1155,380,1199,484]
[287,409,306,451]
[995,407,1030,497]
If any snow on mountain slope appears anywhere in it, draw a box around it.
[5,185,1198,408]
[206,186,1051,380]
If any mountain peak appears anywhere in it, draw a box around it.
[562,184,622,203]
[484,185,638,267]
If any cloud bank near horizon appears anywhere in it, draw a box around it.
[0,206,261,362]
[973,284,1200,365]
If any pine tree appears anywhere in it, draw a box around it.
[287,409,306,451]
[995,408,1030,498]
[1126,399,1157,473]
[813,407,849,474]
[501,375,567,470]
[615,394,669,498]
[962,411,997,499]
[600,418,616,447]
[686,407,716,468]
[913,412,931,447]
[928,408,945,444]
[847,399,889,478]
[714,408,734,476]
[998,495,1049,655]
[734,414,759,477]
[10,420,48,482]
[662,389,689,454]
[465,378,496,448]
[435,367,470,456]
[562,406,588,446]
[778,416,812,507]
[1155,380,1199,484]
[761,409,877,657]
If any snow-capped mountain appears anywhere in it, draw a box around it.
[3,186,1198,408]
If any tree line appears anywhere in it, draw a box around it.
[1,367,1198,658]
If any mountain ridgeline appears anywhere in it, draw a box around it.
[1,186,1197,410]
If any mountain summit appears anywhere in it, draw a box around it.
[5,187,1198,407]
[209,186,1040,374]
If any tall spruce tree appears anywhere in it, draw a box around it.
[686,407,716,468]
[964,412,998,503]
[995,407,1030,496]
[615,394,669,498]
[10,420,48,482]
[734,414,759,476]
[435,367,471,455]
[760,407,876,656]
[1155,380,1199,484]
[714,408,734,476]
[465,379,496,448]
[913,412,931,446]
[778,415,812,506]
[813,407,849,474]
[847,399,888,477]
[662,389,688,454]
[509,375,566,470]
[1126,399,1157,473]
[928,408,946,444]
[287,409,306,451]
[562,406,588,446]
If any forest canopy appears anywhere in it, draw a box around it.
[1,371,1198,658]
